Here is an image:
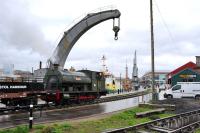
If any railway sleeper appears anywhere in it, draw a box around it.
[135,108,165,118]
[148,125,174,133]
[136,131,151,133]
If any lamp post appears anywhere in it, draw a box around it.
[150,0,157,101]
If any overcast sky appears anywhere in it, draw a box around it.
[0,0,200,77]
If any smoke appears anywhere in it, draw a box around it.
[0,0,52,57]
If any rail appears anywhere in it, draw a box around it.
[103,108,200,133]
[0,89,151,115]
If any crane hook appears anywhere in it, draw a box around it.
[113,26,120,40]
[113,18,120,40]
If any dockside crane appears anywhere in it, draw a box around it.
[47,9,121,69]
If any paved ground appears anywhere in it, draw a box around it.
[153,98,200,114]
[0,93,151,129]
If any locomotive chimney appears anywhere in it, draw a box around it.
[39,61,42,69]
[196,56,200,67]
[53,64,59,70]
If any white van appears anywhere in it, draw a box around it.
[164,82,200,99]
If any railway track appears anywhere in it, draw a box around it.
[0,89,151,115]
[103,108,200,133]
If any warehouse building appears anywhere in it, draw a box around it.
[167,56,200,86]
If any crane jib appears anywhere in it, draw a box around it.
[48,9,121,69]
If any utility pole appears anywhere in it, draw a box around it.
[150,0,157,101]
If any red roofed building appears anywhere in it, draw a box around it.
[167,61,197,79]
[167,56,200,86]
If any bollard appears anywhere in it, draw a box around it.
[29,103,33,129]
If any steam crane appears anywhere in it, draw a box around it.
[47,9,121,69]
[0,9,121,106]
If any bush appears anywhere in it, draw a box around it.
[40,123,71,133]
[34,125,45,130]
[41,126,55,133]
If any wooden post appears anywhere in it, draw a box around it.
[150,0,157,101]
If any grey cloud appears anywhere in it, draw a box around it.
[0,43,46,71]
[2,0,200,77]
[154,25,200,56]
[0,0,53,57]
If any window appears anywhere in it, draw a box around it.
[172,85,181,91]
[154,75,159,80]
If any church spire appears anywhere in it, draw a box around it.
[132,50,138,78]
[132,50,139,90]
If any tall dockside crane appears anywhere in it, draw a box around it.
[47,9,121,70]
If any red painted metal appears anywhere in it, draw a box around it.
[168,61,197,78]
[56,90,61,102]
[78,95,96,100]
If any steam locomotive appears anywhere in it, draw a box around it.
[0,68,107,106]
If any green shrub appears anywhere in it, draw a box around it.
[41,126,55,133]
[34,125,45,130]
